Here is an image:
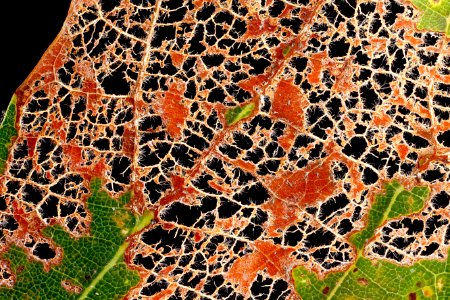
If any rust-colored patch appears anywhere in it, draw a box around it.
[61,279,83,294]
[349,168,365,198]
[162,222,175,230]
[214,211,249,231]
[272,80,306,128]
[417,151,449,172]
[159,264,176,277]
[403,32,422,47]
[300,0,326,23]
[329,56,357,94]
[154,82,189,139]
[308,51,327,84]
[373,111,392,127]
[159,175,185,206]
[49,116,66,141]
[322,286,330,295]
[239,74,270,94]
[268,159,336,206]
[365,38,388,55]
[208,180,232,194]
[429,67,450,85]
[193,231,204,243]
[233,159,257,174]
[262,197,299,238]
[376,1,384,14]
[128,181,149,214]
[61,144,108,181]
[277,125,297,151]
[226,240,294,291]
[357,278,369,286]
[159,175,196,206]
[244,14,277,39]
[11,201,43,242]
[170,52,184,69]
[396,144,409,160]
[25,136,38,157]
[122,126,136,157]
[61,144,80,167]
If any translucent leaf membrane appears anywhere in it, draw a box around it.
[0,0,450,299]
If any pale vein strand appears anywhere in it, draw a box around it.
[77,242,129,300]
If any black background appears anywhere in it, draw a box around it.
[0,1,71,112]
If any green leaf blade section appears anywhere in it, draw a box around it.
[292,181,448,300]
[1,179,153,300]
[412,0,450,36]
[225,102,256,125]
[293,251,449,300]
[0,94,18,173]
[351,181,429,249]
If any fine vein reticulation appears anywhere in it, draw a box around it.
[1,0,450,299]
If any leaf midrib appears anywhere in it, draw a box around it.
[77,211,153,299]
[381,185,404,226]
[77,241,129,300]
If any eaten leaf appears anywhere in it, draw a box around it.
[1,0,450,299]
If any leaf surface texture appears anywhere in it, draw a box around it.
[1,0,450,299]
